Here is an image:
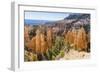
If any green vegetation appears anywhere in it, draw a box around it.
[24,36,71,61]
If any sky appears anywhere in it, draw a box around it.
[24,11,69,21]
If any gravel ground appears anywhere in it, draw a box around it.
[60,49,90,60]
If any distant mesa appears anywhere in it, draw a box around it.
[24,19,54,25]
[64,13,90,20]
